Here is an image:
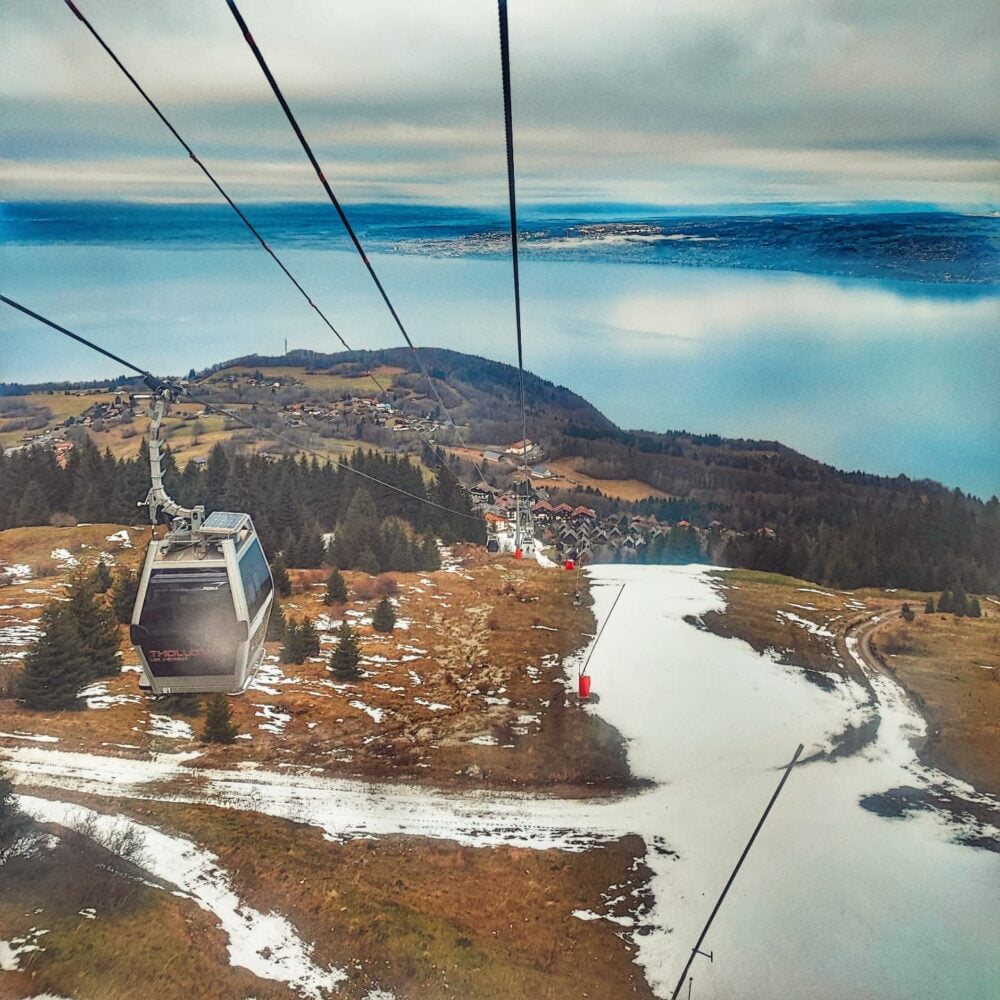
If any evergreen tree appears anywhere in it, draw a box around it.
[325,567,348,604]
[328,620,362,679]
[265,605,286,641]
[967,596,982,618]
[65,571,121,679]
[18,603,90,710]
[279,621,304,664]
[110,569,139,624]
[15,480,51,527]
[293,523,326,568]
[900,602,915,622]
[357,546,380,576]
[299,617,321,658]
[200,693,238,744]
[924,596,935,613]
[0,765,31,863]
[951,581,969,617]
[90,559,113,593]
[420,535,441,571]
[937,590,953,613]
[372,596,396,633]
[270,553,292,597]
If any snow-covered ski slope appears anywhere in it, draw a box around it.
[7,565,999,999]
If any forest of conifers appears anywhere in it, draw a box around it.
[0,438,483,576]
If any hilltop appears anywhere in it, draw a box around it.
[3,346,999,595]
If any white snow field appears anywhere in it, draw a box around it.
[5,565,999,999]
[575,565,1000,1000]
[18,796,346,999]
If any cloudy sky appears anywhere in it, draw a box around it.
[3,0,997,208]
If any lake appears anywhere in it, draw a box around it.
[1,241,998,497]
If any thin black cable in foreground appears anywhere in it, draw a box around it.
[0,295,484,525]
[668,743,806,1000]
[61,0,476,493]
[61,0,383,389]
[223,0,489,486]
[579,583,626,678]
[497,0,530,474]
[1,295,150,378]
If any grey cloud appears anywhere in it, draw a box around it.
[1,0,996,205]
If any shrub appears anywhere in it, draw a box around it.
[201,693,239,744]
[372,597,396,633]
[329,621,362,680]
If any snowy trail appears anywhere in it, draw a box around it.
[3,745,646,852]
[575,565,1000,1000]
[18,795,347,1000]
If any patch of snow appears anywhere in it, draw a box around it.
[0,730,59,743]
[796,588,837,598]
[349,700,385,723]
[147,715,194,740]
[79,682,142,710]
[407,670,422,686]
[0,927,49,970]
[49,548,79,567]
[2,563,33,584]
[104,529,133,548]
[468,735,499,746]
[776,610,835,638]
[18,796,346,998]
[255,704,291,736]
[413,698,451,712]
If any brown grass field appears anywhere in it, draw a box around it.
[0,523,654,1000]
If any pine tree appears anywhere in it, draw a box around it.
[372,596,396,633]
[967,596,982,618]
[357,546,380,576]
[325,568,348,604]
[266,605,286,641]
[200,693,238,744]
[900,602,915,622]
[299,617,321,659]
[294,522,326,569]
[0,765,31,863]
[90,559,113,593]
[951,581,969,617]
[110,569,139,624]
[328,621,362,679]
[280,620,304,664]
[270,553,292,597]
[65,571,121,679]
[924,596,935,613]
[18,603,90,710]
[420,535,441,571]
[937,590,953,613]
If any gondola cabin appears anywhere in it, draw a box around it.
[130,511,273,695]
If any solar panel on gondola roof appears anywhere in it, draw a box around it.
[201,511,250,534]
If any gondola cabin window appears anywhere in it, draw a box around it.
[138,568,238,677]
[239,538,273,621]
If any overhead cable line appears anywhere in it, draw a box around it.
[61,0,360,361]
[61,0,479,491]
[0,295,484,525]
[497,0,530,478]
[224,0,489,487]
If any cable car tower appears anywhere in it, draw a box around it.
[129,377,274,695]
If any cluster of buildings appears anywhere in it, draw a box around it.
[469,477,716,563]
[214,371,302,389]
[480,439,553,479]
